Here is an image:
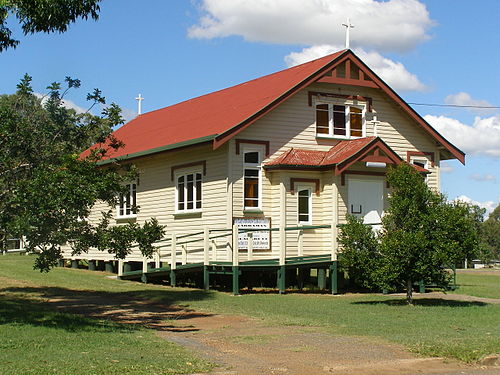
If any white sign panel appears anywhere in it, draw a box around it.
[234,217,270,250]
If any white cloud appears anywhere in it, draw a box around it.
[120,108,137,123]
[445,92,497,115]
[440,161,454,174]
[469,174,496,183]
[34,93,87,114]
[189,0,433,53]
[285,44,426,92]
[424,114,500,158]
[455,195,499,218]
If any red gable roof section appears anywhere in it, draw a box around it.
[84,49,464,165]
[83,50,346,161]
[264,137,428,175]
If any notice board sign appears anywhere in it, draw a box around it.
[233,217,271,250]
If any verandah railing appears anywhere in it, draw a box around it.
[122,224,333,276]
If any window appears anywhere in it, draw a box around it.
[6,238,22,250]
[411,158,430,182]
[298,188,312,225]
[412,159,428,169]
[176,172,202,212]
[315,102,365,139]
[117,183,137,218]
[244,151,261,209]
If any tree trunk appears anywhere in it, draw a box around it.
[406,279,413,305]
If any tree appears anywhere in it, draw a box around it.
[339,163,480,304]
[0,75,164,271]
[1,0,101,51]
[481,203,500,262]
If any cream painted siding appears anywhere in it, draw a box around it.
[239,82,441,191]
[61,144,230,262]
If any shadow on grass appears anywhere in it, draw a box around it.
[352,298,488,307]
[0,286,215,333]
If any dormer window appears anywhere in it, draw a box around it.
[315,102,365,139]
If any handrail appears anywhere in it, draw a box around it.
[209,232,232,241]
[132,224,333,251]
[177,231,204,239]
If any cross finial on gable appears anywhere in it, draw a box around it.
[342,17,354,49]
[135,93,144,115]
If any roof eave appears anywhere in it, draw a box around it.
[94,134,217,166]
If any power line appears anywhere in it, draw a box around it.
[408,102,500,109]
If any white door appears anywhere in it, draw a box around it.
[347,178,384,229]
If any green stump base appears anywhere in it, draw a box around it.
[330,261,338,295]
[232,266,240,295]
[419,280,425,293]
[71,260,79,269]
[317,268,326,290]
[277,265,286,294]
[170,270,177,287]
[104,261,114,273]
[88,260,96,271]
[203,265,210,291]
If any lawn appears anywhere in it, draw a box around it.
[1,254,499,374]
[0,255,213,375]
[450,270,500,299]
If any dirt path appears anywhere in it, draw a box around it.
[156,313,497,375]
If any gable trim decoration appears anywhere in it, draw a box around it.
[308,91,373,112]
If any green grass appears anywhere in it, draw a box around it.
[0,256,212,375]
[1,254,499,367]
[450,271,500,299]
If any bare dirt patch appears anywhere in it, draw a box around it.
[157,312,495,375]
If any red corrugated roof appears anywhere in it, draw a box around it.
[265,137,430,174]
[265,137,376,168]
[83,48,464,165]
[83,50,346,160]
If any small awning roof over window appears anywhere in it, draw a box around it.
[264,137,429,175]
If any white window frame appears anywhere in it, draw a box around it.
[116,183,137,219]
[297,185,313,225]
[243,148,263,211]
[175,170,203,214]
[410,157,430,182]
[315,100,366,140]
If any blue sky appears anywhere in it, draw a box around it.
[1,0,498,215]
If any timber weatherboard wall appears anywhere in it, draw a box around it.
[61,143,231,262]
[239,83,440,189]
